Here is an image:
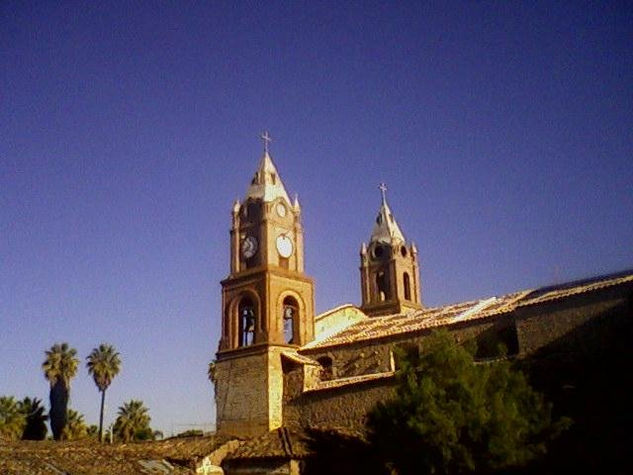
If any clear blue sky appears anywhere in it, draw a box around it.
[2,1,632,436]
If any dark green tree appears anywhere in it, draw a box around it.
[86,343,121,442]
[20,397,48,440]
[42,343,79,440]
[367,330,569,475]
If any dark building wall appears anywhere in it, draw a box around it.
[515,286,632,357]
[285,283,632,439]
[284,378,396,431]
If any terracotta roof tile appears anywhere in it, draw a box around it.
[302,270,633,350]
[224,428,311,461]
[0,436,229,474]
[306,371,395,392]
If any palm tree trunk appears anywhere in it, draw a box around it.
[49,381,69,440]
[99,389,106,442]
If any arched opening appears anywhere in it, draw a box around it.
[238,297,256,347]
[317,356,333,381]
[376,271,389,301]
[282,296,299,344]
[403,272,411,300]
[246,202,259,220]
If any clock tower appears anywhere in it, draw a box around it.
[214,134,315,437]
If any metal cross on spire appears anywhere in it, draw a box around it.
[379,183,388,204]
[260,131,272,154]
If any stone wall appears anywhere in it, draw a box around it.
[284,377,396,431]
[215,346,286,438]
[301,317,517,381]
[515,287,631,357]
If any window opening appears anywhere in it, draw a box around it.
[404,272,411,300]
[282,296,299,344]
[377,271,389,301]
[373,245,384,259]
[317,356,333,380]
[247,202,259,219]
[238,298,256,347]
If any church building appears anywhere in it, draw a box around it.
[213,137,633,464]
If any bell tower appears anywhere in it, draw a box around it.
[360,184,422,316]
[215,133,315,437]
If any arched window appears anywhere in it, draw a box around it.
[376,271,389,301]
[238,298,256,347]
[317,356,333,381]
[403,272,411,300]
[282,296,299,344]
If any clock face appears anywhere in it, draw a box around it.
[276,202,287,217]
[276,234,293,258]
[241,236,258,259]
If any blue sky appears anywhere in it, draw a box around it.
[2,1,632,436]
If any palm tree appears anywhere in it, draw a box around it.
[42,343,79,440]
[61,409,88,440]
[19,397,48,440]
[86,344,121,442]
[0,396,26,440]
[113,399,151,442]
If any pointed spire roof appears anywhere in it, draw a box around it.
[369,183,406,244]
[245,151,291,204]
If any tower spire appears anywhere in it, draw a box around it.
[379,182,388,204]
[260,131,272,155]
[246,133,291,204]
[370,183,405,244]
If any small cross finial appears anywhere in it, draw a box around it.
[379,183,388,203]
[260,131,272,154]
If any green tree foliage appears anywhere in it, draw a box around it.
[0,396,26,440]
[86,343,121,442]
[207,359,216,384]
[87,424,99,439]
[61,409,88,440]
[113,400,153,442]
[20,397,48,440]
[42,343,79,440]
[367,330,570,475]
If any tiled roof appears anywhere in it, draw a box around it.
[302,270,633,350]
[223,428,311,461]
[305,371,395,392]
[281,350,321,366]
[517,271,633,307]
[0,436,229,474]
[314,304,357,322]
